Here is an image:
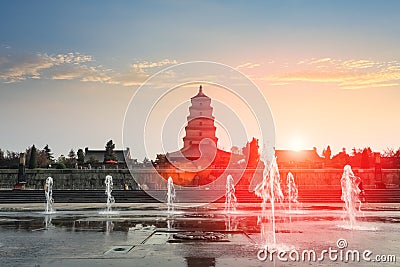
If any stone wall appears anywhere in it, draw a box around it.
[0,168,399,190]
[0,169,138,190]
[280,168,400,189]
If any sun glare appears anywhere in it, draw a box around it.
[290,136,304,151]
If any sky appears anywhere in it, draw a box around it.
[1,0,399,160]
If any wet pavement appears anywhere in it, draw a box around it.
[0,203,399,266]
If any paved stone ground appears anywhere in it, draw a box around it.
[0,203,399,267]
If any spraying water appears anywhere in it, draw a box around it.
[340,165,362,228]
[167,216,174,230]
[44,215,53,228]
[106,220,114,234]
[167,177,176,213]
[224,174,237,213]
[44,177,54,214]
[105,175,115,213]
[255,156,284,246]
[286,172,298,211]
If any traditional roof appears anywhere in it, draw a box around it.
[167,145,229,160]
[84,147,130,163]
[275,149,323,167]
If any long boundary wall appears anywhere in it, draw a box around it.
[1,168,399,190]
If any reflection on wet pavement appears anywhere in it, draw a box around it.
[0,203,399,266]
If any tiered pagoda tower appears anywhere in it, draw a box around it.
[159,85,233,186]
[183,85,218,149]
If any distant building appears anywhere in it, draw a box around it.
[275,148,324,169]
[84,147,131,164]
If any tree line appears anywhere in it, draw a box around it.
[322,145,400,169]
[1,142,399,169]
[0,140,118,169]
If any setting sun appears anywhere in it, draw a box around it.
[290,136,305,151]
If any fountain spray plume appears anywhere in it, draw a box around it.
[167,177,176,213]
[225,174,237,213]
[255,155,284,246]
[105,175,115,213]
[286,172,298,210]
[341,165,362,228]
[44,176,54,213]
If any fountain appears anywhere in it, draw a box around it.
[286,172,298,211]
[167,177,176,213]
[255,155,284,246]
[44,215,53,229]
[44,176,54,214]
[104,175,115,214]
[167,216,174,230]
[224,174,237,213]
[340,165,362,228]
[106,220,114,234]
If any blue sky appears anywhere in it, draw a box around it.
[1,0,400,160]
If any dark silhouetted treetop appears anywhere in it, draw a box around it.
[28,145,38,169]
[104,140,117,163]
[77,149,85,165]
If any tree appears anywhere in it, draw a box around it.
[0,149,5,167]
[231,146,240,155]
[56,155,67,169]
[28,145,38,169]
[104,139,117,163]
[37,149,49,168]
[5,150,19,168]
[143,157,150,164]
[0,149,19,168]
[67,149,77,167]
[77,149,85,165]
[361,148,371,168]
[322,145,331,160]
[87,156,99,165]
[396,148,400,169]
[382,148,396,157]
[331,148,350,168]
[68,149,76,160]
[242,137,260,168]
[43,144,54,163]
[0,149,4,160]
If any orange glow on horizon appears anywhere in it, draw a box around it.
[289,136,306,151]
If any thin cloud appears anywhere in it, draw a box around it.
[0,53,57,82]
[108,71,149,87]
[51,65,112,84]
[0,52,177,87]
[132,59,178,73]
[264,58,400,89]
[308,58,332,65]
[236,62,261,70]
[0,52,93,83]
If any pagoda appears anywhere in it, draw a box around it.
[182,85,218,154]
[156,85,232,186]
[154,85,262,187]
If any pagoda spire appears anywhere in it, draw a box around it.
[193,85,206,98]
